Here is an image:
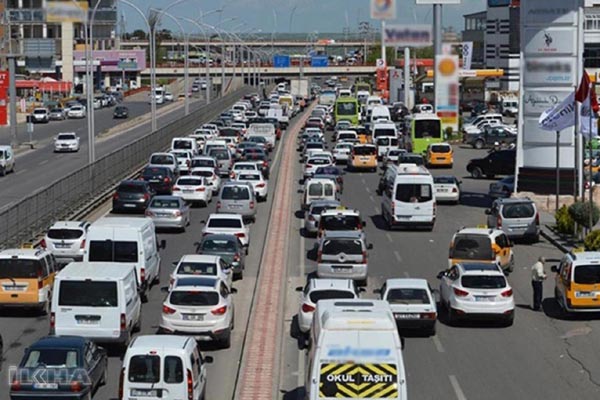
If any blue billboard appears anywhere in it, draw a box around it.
[311,56,329,67]
[487,0,511,6]
[273,55,291,68]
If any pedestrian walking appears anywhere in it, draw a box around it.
[531,256,547,311]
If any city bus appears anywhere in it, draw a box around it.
[334,97,360,125]
[353,81,371,95]
[410,114,443,154]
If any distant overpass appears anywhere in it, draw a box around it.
[121,39,374,50]
[141,65,377,78]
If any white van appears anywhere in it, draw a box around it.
[151,87,165,105]
[84,217,162,301]
[302,178,337,210]
[171,137,198,156]
[50,262,141,346]
[381,164,436,230]
[203,139,228,156]
[121,335,211,400]
[306,299,407,400]
[247,123,276,148]
[372,122,397,141]
[370,105,391,125]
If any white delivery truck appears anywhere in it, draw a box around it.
[247,123,276,148]
[291,78,309,99]
[306,299,407,400]
[268,104,289,128]
[319,90,337,106]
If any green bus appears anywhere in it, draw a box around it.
[410,114,443,154]
[354,81,371,95]
[334,97,360,125]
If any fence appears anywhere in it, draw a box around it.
[0,86,253,249]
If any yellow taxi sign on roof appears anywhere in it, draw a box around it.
[336,206,346,210]
[573,247,585,253]
[477,224,487,229]
[21,243,34,249]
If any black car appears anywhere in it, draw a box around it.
[113,105,129,119]
[242,149,270,179]
[140,166,175,194]
[197,233,246,279]
[112,180,154,213]
[9,336,107,399]
[467,149,516,179]
[465,126,517,149]
[390,103,409,122]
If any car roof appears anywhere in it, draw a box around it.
[150,195,181,202]
[179,254,220,263]
[322,231,363,240]
[455,262,503,275]
[569,251,600,263]
[320,208,359,216]
[208,213,243,220]
[174,276,220,289]
[58,262,135,280]
[495,198,534,205]
[310,278,355,291]
[49,221,88,229]
[119,180,146,187]
[309,200,341,209]
[31,336,87,349]
[0,248,49,259]
[130,335,195,351]
[385,278,431,290]
[455,227,500,236]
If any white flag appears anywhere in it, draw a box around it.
[538,92,576,132]
[462,42,473,70]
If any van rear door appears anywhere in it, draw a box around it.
[393,181,434,220]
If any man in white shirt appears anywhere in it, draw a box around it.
[531,256,547,311]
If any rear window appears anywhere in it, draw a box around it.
[234,164,256,171]
[169,291,219,306]
[310,205,338,216]
[501,203,535,219]
[117,183,145,193]
[129,355,160,383]
[309,289,355,303]
[322,239,363,255]
[306,143,323,149]
[88,240,138,263]
[0,259,43,279]
[386,288,431,304]
[208,218,242,228]
[201,239,237,252]
[176,262,217,276]
[177,178,203,186]
[24,349,79,369]
[399,156,424,165]
[431,144,451,153]
[164,356,183,384]
[451,235,493,260]
[238,174,260,181]
[321,215,361,231]
[573,265,600,284]
[374,129,396,137]
[150,155,174,165]
[353,146,376,156]
[191,159,214,168]
[394,184,433,203]
[48,229,84,240]
[150,199,180,208]
[173,140,192,150]
[221,186,250,200]
[58,281,118,307]
[461,275,506,289]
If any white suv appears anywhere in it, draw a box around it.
[42,221,90,263]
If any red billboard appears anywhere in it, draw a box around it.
[0,71,9,126]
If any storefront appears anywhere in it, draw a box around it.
[73,49,146,92]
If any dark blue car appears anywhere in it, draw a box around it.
[10,336,107,399]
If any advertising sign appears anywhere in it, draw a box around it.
[371,0,396,20]
[522,0,578,25]
[434,55,459,133]
[318,363,398,398]
[522,89,572,115]
[46,1,88,23]
[273,55,291,68]
[310,56,328,67]
[415,0,460,4]
[382,24,432,48]
[524,27,577,56]
[522,58,577,86]
[0,71,8,126]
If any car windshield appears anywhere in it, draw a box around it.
[177,178,202,186]
[461,275,507,289]
[501,203,535,219]
[24,349,79,369]
[322,239,363,255]
[386,288,431,304]
[169,291,219,306]
[191,159,214,168]
[150,199,180,208]
[208,218,242,228]
[57,134,76,140]
[0,259,42,279]
[128,355,160,383]
[222,186,250,200]
[33,109,47,114]
[434,177,456,185]
[431,145,451,153]
[150,155,174,165]
[353,146,376,156]
[191,169,213,177]
[321,215,361,231]
[394,184,433,203]
[574,265,600,284]
[451,235,493,260]
[88,240,138,263]
[202,239,237,252]
[309,289,355,303]
[47,228,83,240]
[58,281,118,307]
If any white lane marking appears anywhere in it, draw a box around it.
[394,251,402,263]
[39,160,48,166]
[16,168,28,174]
[432,335,445,353]
[361,177,366,184]
[403,271,410,278]
[449,375,467,400]
[374,206,381,213]
[369,195,375,202]
[386,233,393,242]
[365,187,371,193]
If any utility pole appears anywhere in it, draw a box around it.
[433,4,442,55]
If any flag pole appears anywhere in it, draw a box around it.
[557,130,561,213]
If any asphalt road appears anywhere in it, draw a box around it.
[0,93,211,210]
[0,101,307,400]
[277,137,600,399]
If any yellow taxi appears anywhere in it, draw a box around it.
[349,126,371,144]
[426,142,454,168]
[350,144,378,172]
[552,251,600,313]
[0,248,57,314]
[448,228,514,273]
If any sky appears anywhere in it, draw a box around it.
[120,0,487,36]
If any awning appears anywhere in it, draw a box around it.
[16,80,73,92]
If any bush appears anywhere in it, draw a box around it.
[555,205,575,234]
[585,230,600,250]
[444,127,454,140]
[568,201,600,230]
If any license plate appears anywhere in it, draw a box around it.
[55,243,71,248]
[475,296,494,302]
[394,313,418,319]
[436,157,446,160]
[131,389,158,396]
[575,291,597,298]
[183,314,204,321]
[3,285,25,291]
[229,204,242,209]
[183,190,194,193]
[34,383,58,389]
[437,189,448,193]
[77,319,99,325]
[124,204,136,208]
[396,215,411,219]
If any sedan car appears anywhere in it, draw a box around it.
[30,107,49,123]
[433,176,461,204]
[67,105,86,119]
[197,234,246,279]
[170,254,232,288]
[112,180,154,213]
[53,132,80,152]
[48,107,66,121]
[140,166,175,195]
[9,336,107,400]
[144,195,190,231]
[437,262,515,326]
[113,105,129,119]
[202,213,250,247]
[332,142,353,164]
[489,176,515,199]
[379,278,437,335]
[173,175,212,206]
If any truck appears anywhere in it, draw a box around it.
[290,79,309,99]
[319,89,337,106]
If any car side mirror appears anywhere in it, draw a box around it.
[295,286,304,292]
[160,286,169,293]
[485,209,491,215]
[551,265,558,273]
[436,270,446,279]
[367,243,374,250]
[201,220,206,224]
[204,355,214,364]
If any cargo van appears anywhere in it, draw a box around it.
[50,262,141,346]
[370,106,391,124]
[247,123,276,148]
[84,217,162,301]
[171,137,198,156]
[306,299,407,400]
[302,178,338,210]
[381,164,436,230]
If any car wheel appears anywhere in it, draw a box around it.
[220,330,232,349]
[100,360,108,386]
[504,313,514,327]
[470,167,483,179]
[428,324,436,337]
[0,167,5,177]
[134,313,142,332]
[447,307,458,326]
[357,278,368,287]
[474,140,484,150]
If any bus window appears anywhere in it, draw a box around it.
[414,119,441,139]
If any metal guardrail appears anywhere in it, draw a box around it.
[0,86,254,249]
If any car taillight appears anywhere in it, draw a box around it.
[10,380,21,391]
[174,210,182,217]
[233,253,241,262]
[70,381,83,392]
[263,161,268,167]
[145,210,154,217]
[143,193,150,201]
[173,186,181,191]
[50,312,55,328]
[362,251,367,263]
[452,187,458,193]
[118,368,124,399]
[113,193,119,200]
[420,312,437,320]
[196,187,206,192]
[211,305,227,315]
[302,303,316,313]
[216,201,221,210]
[308,215,315,222]
[120,313,126,331]
[453,288,469,297]
[497,215,502,228]
[163,305,176,314]
[256,183,265,188]
[535,212,540,226]
[235,233,245,239]
[230,172,236,179]
[306,164,313,168]
[164,177,171,183]
[80,239,86,249]
[187,369,193,400]
[317,250,322,263]
[250,201,255,209]
[140,268,146,283]
[501,289,513,297]
[40,238,47,248]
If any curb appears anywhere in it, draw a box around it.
[540,227,569,254]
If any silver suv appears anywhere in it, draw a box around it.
[316,231,372,286]
[486,198,539,242]
[217,182,257,222]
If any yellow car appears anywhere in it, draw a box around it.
[552,251,600,313]
[350,144,378,172]
[448,228,514,273]
[426,142,453,168]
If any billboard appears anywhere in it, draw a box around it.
[310,56,328,67]
[415,0,460,4]
[73,50,146,72]
[523,27,577,56]
[0,71,8,126]
[273,55,291,68]
[371,0,396,20]
[434,55,459,133]
[46,1,88,23]
[382,25,432,48]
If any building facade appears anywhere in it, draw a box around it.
[462,11,486,69]
[484,0,520,92]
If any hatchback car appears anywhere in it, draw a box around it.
[170,254,232,288]
[9,336,107,399]
[433,176,461,204]
[304,156,334,180]
[316,231,373,286]
[202,213,250,247]
[208,148,233,177]
[113,105,129,119]
[378,278,437,335]
[144,196,190,231]
[48,107,66,120]
[112,180,154,213]
[171,150,193,175]
[332,142,353,164]
[317,208,366,239]
[41,220,90,264]
[303,200,341,237]
[437,262,515,325]
[53,132,80,153]
[486,198,539,242]
[172,175,212,206]
[148,152,179,175]
[449,228,514,273]
[140,166,175,195]
[67,105,86,119]
[197,234,246,279]
[190,167,221,194]
[231,161,260,179]
[426,143,453,168]
[217,182,257,222]
[234,171,268,202]
[296,278,359,333]
[488,176,515,199]
[159,277,235,348]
